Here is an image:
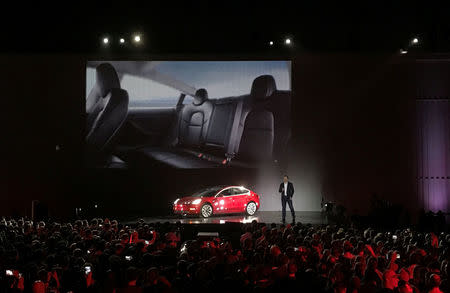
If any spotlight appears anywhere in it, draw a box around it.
[134,35,141,43]
[103,37,109,44]
[119,38,125,44]
[285,38,292,45]
[269,41,274,46]
[412,37,419,44]
[400,49,408,54]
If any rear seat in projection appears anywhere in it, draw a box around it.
[135,75,281,169]
[199,75,279,168]
[197,97,244,164]
[138,96,246,168]
[154,97,245,168]
[136,88,218,168]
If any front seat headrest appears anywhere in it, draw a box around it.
[193,88,208,105]
[96,63,121,97]
[251,75,276,99]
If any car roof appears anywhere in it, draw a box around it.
[214,185,250,193]
[197,185,248,193]
[87,61,197,96]
[212,185,247,189]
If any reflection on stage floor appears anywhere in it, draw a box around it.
[128,211,324,225]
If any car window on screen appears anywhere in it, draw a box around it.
[182,95,194,105]
[121,74,181,108]
[154,61,291,99]
[86,67,96,98]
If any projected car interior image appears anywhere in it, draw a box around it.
[85,61,291,169]
[173,186,260,218]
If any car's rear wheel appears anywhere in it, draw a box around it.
[200,204,213,218]
[246,201,257,216]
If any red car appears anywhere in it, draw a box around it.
[173,186,260,218]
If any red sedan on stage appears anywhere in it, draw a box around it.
[173,186,260,218]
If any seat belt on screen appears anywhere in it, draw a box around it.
[167,94,186,146]
[225,100,243,163]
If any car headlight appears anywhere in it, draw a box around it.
[174,199,180,204]
[192,199,202,205]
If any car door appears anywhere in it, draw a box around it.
[216,188,235,213]
[231,187,250,213]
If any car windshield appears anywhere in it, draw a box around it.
[191,187,224,198]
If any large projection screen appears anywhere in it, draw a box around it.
[85,60,292,170]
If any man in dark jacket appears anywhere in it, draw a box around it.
[279,175,295,224]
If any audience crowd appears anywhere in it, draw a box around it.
[0,217,448,293]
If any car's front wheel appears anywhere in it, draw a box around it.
[200,204,213,218]
[246,201,257,216]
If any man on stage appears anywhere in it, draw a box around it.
[279,175,295,224]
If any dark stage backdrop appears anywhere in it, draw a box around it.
[1,53,449,219]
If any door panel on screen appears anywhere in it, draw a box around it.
[118,108,176,148]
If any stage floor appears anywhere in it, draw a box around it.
[127,211,325,225]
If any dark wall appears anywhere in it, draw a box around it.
[1,53,437,218]
[288,55,416,214]
[1,55,84,216]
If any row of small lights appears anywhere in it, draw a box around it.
[101,34,292,47]
[102,34,142,46]
[269,36,420,53]
[269,38,292,46]
[101,34,418,52]
[400,37,419,54]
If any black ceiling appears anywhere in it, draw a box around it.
[1,2,449,54]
